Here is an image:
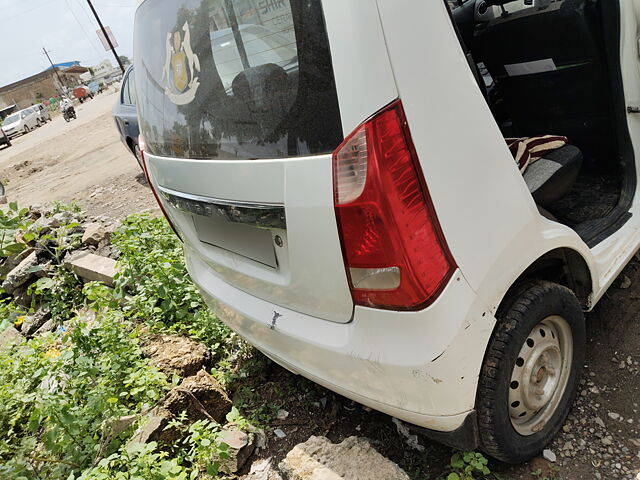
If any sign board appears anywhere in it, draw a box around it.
[96,26,118,51]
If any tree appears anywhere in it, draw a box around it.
[118,55,131,66]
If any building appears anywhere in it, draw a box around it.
[0,63,89,115]
[45,61,82,71]
[89,59,123,85]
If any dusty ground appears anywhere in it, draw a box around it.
[1,88,639,479]
[0,89,157,222]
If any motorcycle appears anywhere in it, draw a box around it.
[62,106,76,122]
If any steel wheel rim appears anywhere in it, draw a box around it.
[508,315,573,436]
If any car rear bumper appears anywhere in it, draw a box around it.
[186,246,496,437]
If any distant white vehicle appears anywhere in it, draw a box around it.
[1,108,40,138]
[31,103,51,124]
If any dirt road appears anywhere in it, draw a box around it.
[0,89,157,221]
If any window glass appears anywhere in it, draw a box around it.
[134,0,342,160]
[128,70,137,105]
[123,75,132,104]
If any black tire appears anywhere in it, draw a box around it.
[23,126,29,134]
[477,280,585,464]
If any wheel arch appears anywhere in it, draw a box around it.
[125,136,136,154]
[501,248,593,311]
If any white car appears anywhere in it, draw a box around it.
[31,103,51,124]
[1,108,40,138]
[134,0,640,462]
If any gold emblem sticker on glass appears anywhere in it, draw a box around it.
[163,22,201,105]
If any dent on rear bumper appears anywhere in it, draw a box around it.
[186,248,497,433]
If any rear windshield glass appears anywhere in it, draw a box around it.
[134,0,343,160]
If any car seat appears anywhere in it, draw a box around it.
[473,0,612,163]
[523,144,583,207]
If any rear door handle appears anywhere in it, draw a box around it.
[124,120,130,126]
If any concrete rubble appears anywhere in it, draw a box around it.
[81,222,109,246]
[278,436,411,480]
[2,251,39,294]
[65,251,118,286]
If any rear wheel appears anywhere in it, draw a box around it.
[36,118,42,127]
[477,281,585,463]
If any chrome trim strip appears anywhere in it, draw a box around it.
[157,186,283,209]
[157,186,286,230]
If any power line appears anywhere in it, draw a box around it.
[65,0,106,60]
[4,2,55,20]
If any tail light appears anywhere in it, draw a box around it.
[139,135,182,240]
[333,100,455,310]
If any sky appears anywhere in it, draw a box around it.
[0,0,137,87]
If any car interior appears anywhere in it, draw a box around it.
[447,0,635,246]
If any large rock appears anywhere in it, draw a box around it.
[141,334,210,377]
[20,310,50,337]
[216,428,255,473]
[2,251,39,294]
[131,407,174,444]
[163,370,231,422]
[82,223,108,246]
[279,436,410,480]
[131,370,232,445]
[65,251,118,286]
[1,248,35,276]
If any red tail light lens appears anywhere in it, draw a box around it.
[139,135,182,240]
[333,100,455,310]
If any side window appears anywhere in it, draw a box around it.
[122,75,132,104]
[128,70,137,106]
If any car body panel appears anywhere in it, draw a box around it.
[113,66,140,159]
[146,152,355,323]
[188,246,492,430]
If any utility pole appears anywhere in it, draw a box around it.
[85,0,125,74]
[43,47,67,93]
